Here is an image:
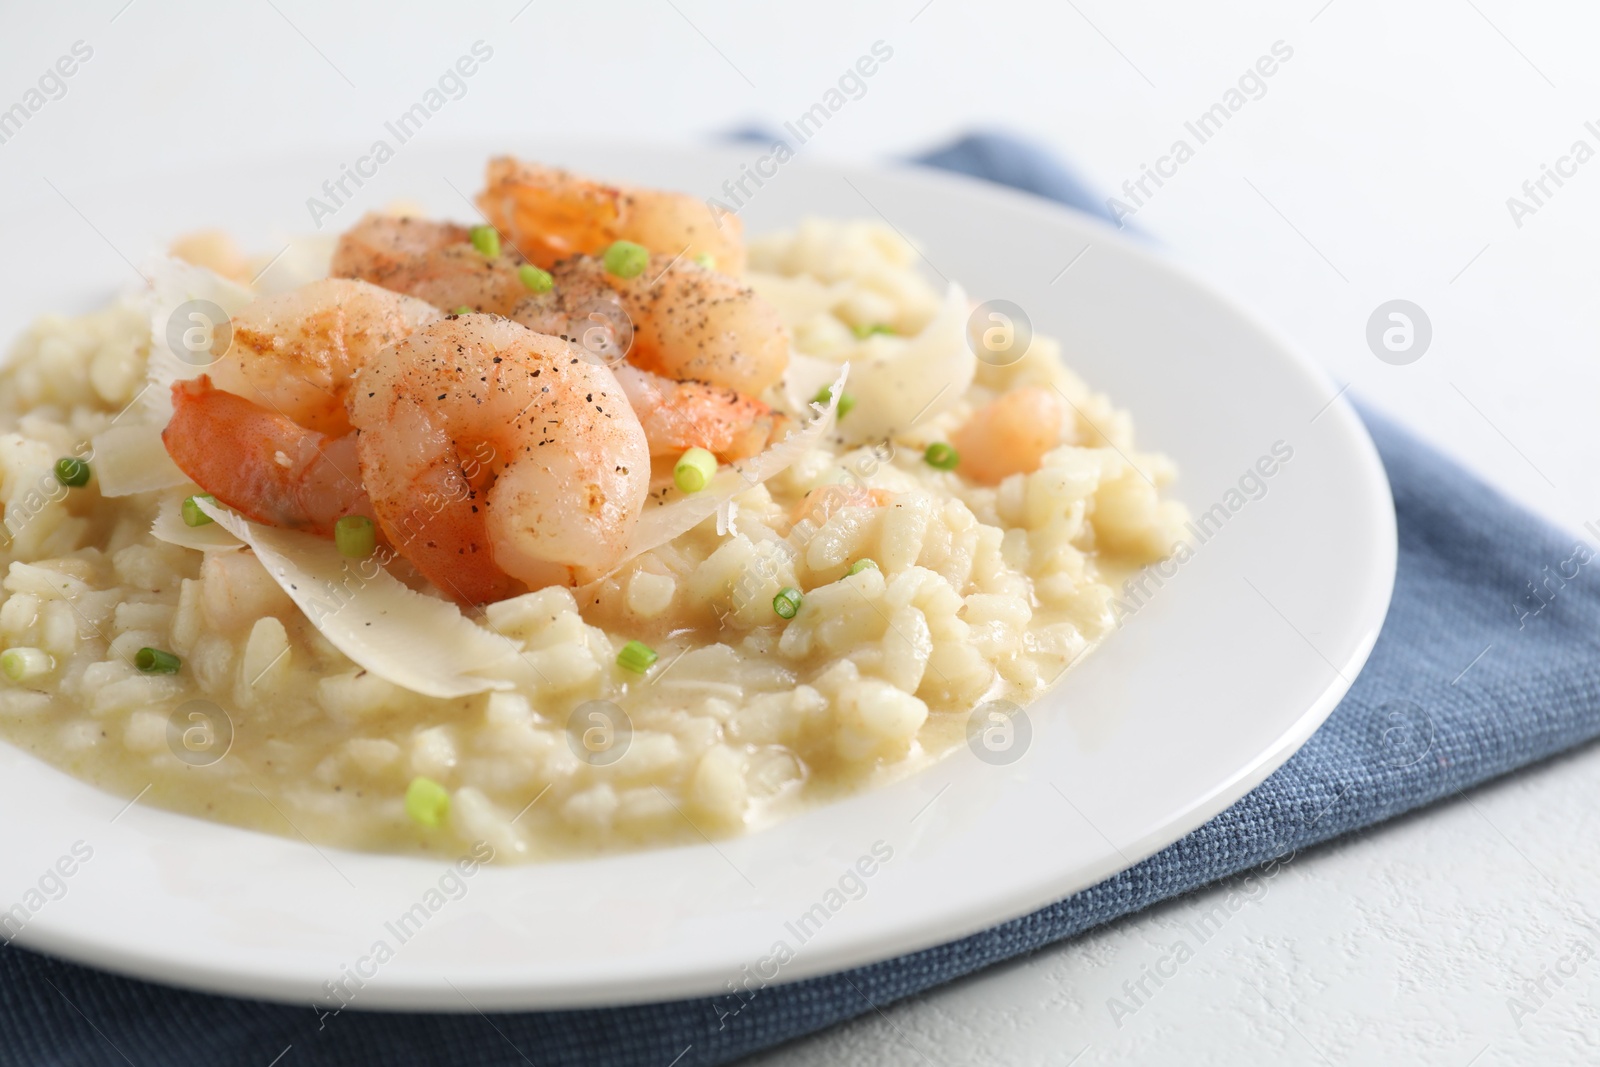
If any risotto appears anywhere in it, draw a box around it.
[0,161,1185,861]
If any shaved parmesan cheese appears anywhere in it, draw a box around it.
[150,490,242,552]
[141,257,257,422]
[617,367,848,567]
[836,283,970,443]
[782,350,848,416]
[73,258,257,498]
[91,421,187,497]
[716,499,738,538]
[197,500,516,699]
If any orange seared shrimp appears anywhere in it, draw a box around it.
[478,158,746,274]
[511,280,785,457]
[208,278,439,436]
[330,214,530,316]
[162,376,372,538]
[516,253,788,396]
[949,386,1067,485]
[612,365,785,461]
[348,316,650,603]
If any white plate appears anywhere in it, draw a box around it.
[0,141,1394,1010]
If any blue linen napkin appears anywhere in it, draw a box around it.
[6,134,1598,1067]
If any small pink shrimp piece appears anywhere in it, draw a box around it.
[162,376,372,539]
[949,386,1067,485]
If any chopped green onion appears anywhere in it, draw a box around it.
[847,558,879,576]
[811,386,856,419]
[469,225,500,258]
[602,240,650,279]
[773,587,803,620]
[0,647,53,683]
[53,457,90,488]
[135,647,181,674]
[405,776,451,828]
[923,442,960,471]
[673,447,717,494]
[617,640,658,674]
[453,305,474,315]
[518,264,553,293]
[852,323,896,339]
[335,515,377,559]
[693,252,716,270]
[182,494,215,527]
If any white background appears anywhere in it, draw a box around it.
[3,1,1599,1063]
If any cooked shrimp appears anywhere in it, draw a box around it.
[612,364,786,460]
[478,158,746,275]
[512,291,782,457]
[514,253,788,395]
[508,285,634,368]
[330,218,784,459]
[348,315,650,603]
[330,214,529,316]
[330,214,469,277]
[208,278,439,436]
[949,386,1066,485]
[162,376,372,538]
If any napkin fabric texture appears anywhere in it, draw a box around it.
[5,134,1599,1067]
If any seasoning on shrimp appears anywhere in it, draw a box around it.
[347,315,650,603]
[331,214,531,317]
[207,277,439,436]
[521,251,789,396]
[478,158,747,274]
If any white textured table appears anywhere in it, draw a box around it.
[3,1,1597,1062]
